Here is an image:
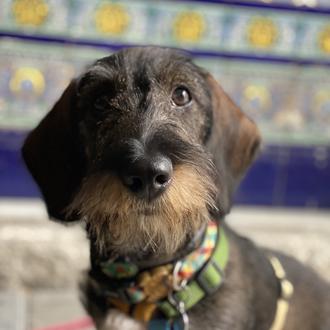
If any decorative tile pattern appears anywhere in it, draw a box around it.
[1,1,330,60]
[0,0,329,204]
[0,38,329,145]
[0,40,108,129]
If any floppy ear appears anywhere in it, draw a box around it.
[206,75,261,216]
[22,80,86,222]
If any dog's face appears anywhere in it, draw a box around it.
[22,47,260,257]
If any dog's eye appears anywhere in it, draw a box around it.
[94,95,110,110]
[172,87,192,107]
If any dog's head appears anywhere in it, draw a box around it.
[23,47,260,256]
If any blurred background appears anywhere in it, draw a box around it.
[0,0,329,329]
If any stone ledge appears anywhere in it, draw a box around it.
[0,200,329,289]
[0,292,26,330]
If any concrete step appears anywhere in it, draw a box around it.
[0,290,94,330]
[0,199,89,290]
[0,199,329,291]
[0,292,26,330]
[0,199,329,330]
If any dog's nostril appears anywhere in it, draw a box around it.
[124,176,144,192]
[151,157,173,192]
[130,177,144,192]
[154,174,170,186]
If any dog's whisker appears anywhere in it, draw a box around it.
[142,230,158,253]
[67,163,213,256]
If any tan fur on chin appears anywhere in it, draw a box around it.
[66,165,216,256]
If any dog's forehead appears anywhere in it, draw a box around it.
[120,47,191,68]
[95,47,199,86]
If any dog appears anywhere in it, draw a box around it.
[22,47,329,330]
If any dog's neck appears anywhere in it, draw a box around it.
[126,221,207,269]
[88,219,230,326]
[87,211,212,267]
[89,219,208,269]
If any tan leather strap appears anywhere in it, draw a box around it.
[269,256,294,330]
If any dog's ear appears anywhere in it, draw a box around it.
[22,80,86,222]
[206,75,261,216]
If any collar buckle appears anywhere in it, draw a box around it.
[195,258,224,296]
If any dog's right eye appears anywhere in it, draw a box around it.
[94,96,110,111]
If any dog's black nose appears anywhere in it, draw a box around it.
[121,156,173,200]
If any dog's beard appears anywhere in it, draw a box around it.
[67,164,216,257]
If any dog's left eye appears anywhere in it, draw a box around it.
[172,87,192,107]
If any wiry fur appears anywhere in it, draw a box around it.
[22,47,330,330]
[68,164,216,256]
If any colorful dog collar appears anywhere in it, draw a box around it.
[97,220,229,327]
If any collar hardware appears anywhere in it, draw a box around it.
[158,225,229,319]
[195,258,224,296]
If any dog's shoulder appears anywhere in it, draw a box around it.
[220,224,330,330]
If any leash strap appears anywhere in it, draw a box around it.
[158,226,229,318]
[268,256,294,330]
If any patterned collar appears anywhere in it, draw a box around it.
[92,220,229,329]
[90,221,293,330]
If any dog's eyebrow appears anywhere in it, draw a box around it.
[88,64,117,82]
[133,67,151,95]
[77,63,127,100]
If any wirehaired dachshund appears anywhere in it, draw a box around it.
[22,47,330,330]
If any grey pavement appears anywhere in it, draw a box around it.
[0,292,26,330]
[0,290,92,330]
[0,199,329,329]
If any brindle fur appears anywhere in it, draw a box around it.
[22,47,330,330]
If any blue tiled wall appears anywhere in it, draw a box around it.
[0,0,329,207]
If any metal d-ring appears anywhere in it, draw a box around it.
[172,261,188,291]
[169,261,190,330]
